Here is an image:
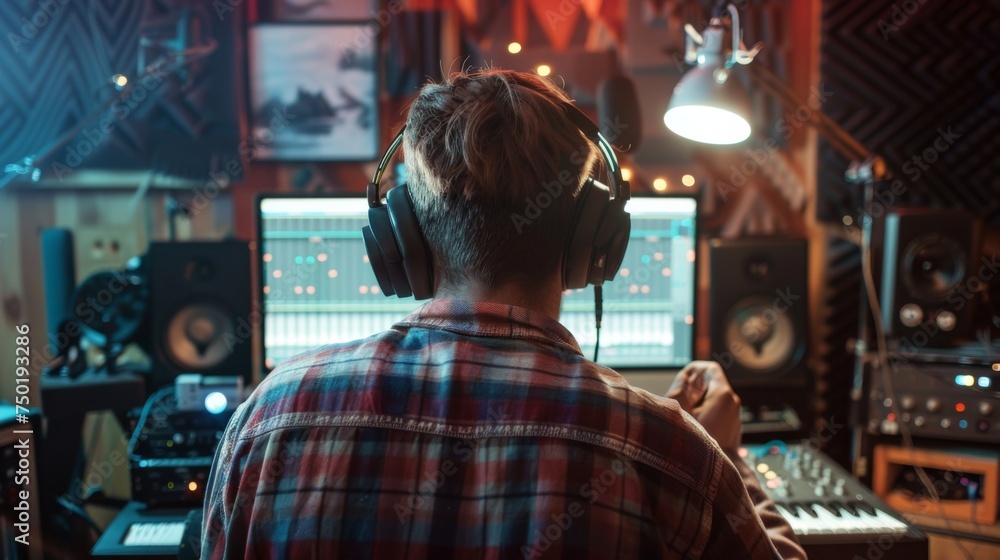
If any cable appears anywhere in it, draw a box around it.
[127,386,176,461]
[593,285,603,363]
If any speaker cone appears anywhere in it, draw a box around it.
[722,296,800,374]
[164,303,236,371]
[902,234,965,301]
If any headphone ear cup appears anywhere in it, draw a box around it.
[564,180,608,289]
[600,211,631,283]
[365,206,413,298]
[385,185,434,299]
[362,225,397,296]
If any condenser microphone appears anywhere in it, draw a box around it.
[597,74,643,153]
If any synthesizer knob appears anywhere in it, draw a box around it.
[900,395,916,411]
[940,418,951,429]
[814,484,827,497]
[172,433,185,445]
[913,416,925,427]
[980,402,994,417]
[926,398,942,413]
[833,479,847,496]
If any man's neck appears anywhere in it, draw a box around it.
[434,278,563,322]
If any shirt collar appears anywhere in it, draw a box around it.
[396,299,583,356]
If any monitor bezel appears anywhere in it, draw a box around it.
[255,191,699,376]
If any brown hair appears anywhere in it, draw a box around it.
[404,68,598,289]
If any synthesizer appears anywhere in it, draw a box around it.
[741,443,928,560]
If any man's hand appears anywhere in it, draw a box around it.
[666,361,742,454]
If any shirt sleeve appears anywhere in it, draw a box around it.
[700,451,807,560]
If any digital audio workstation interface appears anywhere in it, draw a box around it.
[258,195,697,370]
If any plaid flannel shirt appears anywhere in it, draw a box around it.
[202,299,785,559]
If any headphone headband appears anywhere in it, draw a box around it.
[366,101,630,208]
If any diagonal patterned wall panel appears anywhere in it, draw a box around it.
[818,0,1000,224]
[0,0,243,184]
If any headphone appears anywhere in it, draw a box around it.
[362,101,631,300]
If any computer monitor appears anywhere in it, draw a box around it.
[257,194,697,372]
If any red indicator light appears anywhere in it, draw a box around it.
[956,403,966,413]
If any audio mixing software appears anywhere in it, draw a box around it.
[258,195,697,371]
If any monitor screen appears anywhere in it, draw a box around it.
[258,195,697,371]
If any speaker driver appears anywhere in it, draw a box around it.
[164,303,236,371]
[902,234,965,301]
[723,296,800,374]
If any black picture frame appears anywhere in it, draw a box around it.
[247,22,379,162]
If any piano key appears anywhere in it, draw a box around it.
[850,500,877,517]
[819,501,843,517]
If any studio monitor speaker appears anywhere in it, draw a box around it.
[880,208,982,348]
[709,238,809,386]
[148,241,252,390]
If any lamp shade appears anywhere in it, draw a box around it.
[664,65,752,145]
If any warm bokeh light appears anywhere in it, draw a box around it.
[113,74,128,87]
[263,253,272,262]
[294,286,303,294]
[653,178,667,191]
[188,481,198,492]
[536,64,552,77]
[328,269,338,278]
[306,286,316,295]
[681,174,696,187]
[359,285,369,294]
[272,270,282,278]
[508,42,522,54]
[621,167,632,182]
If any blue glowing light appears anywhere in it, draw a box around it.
[205,392,228,414]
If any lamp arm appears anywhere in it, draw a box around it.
[747,62,877,167]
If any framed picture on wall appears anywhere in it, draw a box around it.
[248,23,379,162]
[262,0,377,22]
